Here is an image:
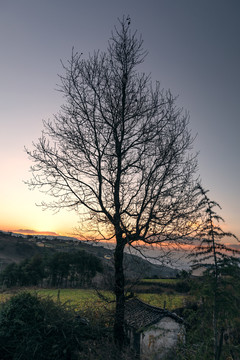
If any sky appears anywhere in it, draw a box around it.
[0,0,239,241]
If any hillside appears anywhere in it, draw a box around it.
[0,232,49,268]
[0,231,178,278]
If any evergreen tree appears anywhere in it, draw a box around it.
[191,184,240,360]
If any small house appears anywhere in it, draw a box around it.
[125,298,185,360]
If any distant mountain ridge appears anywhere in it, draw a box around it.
[0,230,179,278]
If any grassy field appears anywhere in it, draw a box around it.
[141,278,180,284]
[0,287,187,314]
[138,292,186,309]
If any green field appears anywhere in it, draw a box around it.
[138,292,186,309]
[141,278,180,284]
[0,287,187,313]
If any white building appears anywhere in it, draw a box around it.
[125,298,185,359]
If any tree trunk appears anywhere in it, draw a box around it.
[213,303,218,360]
[114,238,125,349]
[216,327,224,360]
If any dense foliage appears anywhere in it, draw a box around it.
[0,292,90,359]
[0,250,103,288]
[0,292,135,360]
[177,269,240,359]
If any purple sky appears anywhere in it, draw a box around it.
[0,0,239,239]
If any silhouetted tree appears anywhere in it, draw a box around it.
[26,17,200,347]
[191,184,240,360]
[0,251,102,289]
[46,252,70,287]
[70,251,103,286]
[1,263,19,287]
[19,255,45,286]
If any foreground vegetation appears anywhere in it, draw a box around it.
[0,291,131,360]
[0,269,240,359]
[0,292,87,359]
[0,287,187,359]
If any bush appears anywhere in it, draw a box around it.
[174,280,191,293]
[0,292,91,359]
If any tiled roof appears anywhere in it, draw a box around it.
[124,298,183,332]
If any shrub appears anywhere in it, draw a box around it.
[174,280,191,293]
[0,292,91,359]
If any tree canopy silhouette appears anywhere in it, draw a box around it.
[26,17,200,347]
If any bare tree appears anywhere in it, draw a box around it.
[26,17,200,347]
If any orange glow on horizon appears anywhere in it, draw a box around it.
[1,225,239,249]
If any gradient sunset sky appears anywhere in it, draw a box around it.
[0,0,239,240]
